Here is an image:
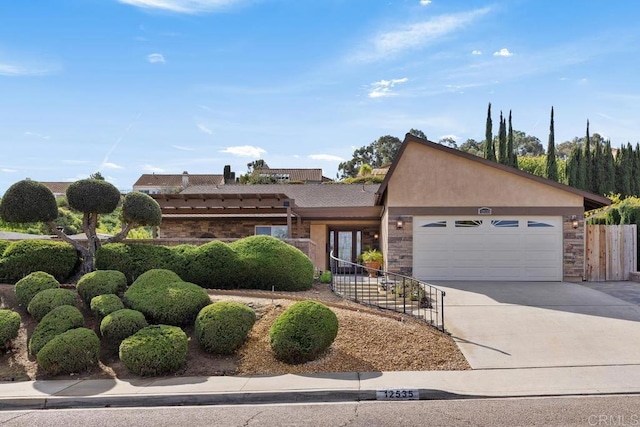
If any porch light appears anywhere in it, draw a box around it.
[374,233,379,240]
[570,215,579,229]
[396,218,404,229]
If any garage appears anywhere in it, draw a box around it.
[413,216,563,281]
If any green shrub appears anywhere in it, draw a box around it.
[166,244,198,279]
[269,301,339,364]
[181,241,239,289]
[119,325,188,376]
[27,288,77,321]
[0,240,11,256]
[0,180,58,223]
[90,294,125,321]
[130,268,182,288]
[229,235,314,291]
[37,328,100,375]
[100,309,148,344]
[96,243,179,284]
[15,271,60,307]
[66,179,121,214]
[319,271,332,284]
[124,276,210,326]
[29,305,84,356]
[0,240,77,283]
[0,309,21,351]
[76,270,127,306]
[195,302,256,354]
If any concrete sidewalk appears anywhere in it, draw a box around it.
[1,365,640,410]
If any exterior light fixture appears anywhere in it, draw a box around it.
[396,218,404,229]
[374,233,379,240]
[570,215,579,229]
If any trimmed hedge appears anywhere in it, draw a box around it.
[29,305,84,356]
[66,179,121,214]
[0,240,11,256]
[119,325,188,376]
[269,301,339,364]
[90,294,125,321]
[130,268,182,288]
[195,302,256,354]
[15,271,60,307]
[27,288,77,321]
[37,328,100,375]
[181,241,239,289]
[96,244,179,284]
[0,240,77,283]
[121,191,162,226]
[76,270,127,306]
[100,309,148,344]
[0,309,21,351]
[0,180,58,223]
[124,275,210,326]
[230,235,314,291]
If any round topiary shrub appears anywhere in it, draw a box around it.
[130,268,182,288]
[66,179,121,214]
[37,328,100,375]
[29,305,84,356]
[229,235,314,291]
[124,275,210,326]
[76,270,127,306]
[1,240,77,283]
[100,309,148,344]
[0,180,58,224]
[27,288,77,321]
[181,241,239,289]
[15,271,60,307]
[119,325,188,376]
[121,191,162,226]
[96,244,180,284]
[0,309,21,351]
[195,302,256,354]
[90,294,125,321]
[269,301,339,364]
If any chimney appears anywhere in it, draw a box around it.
[182,171,189,189]
[223,165,236,185]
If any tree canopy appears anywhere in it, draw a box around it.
[338,135,403,178]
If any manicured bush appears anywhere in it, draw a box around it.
[0,180,58,223]
[319,271,332,284]
[119,325,188,376]
[0,240,11,256]
[269,301,339,364]
[66,179,121,214]
[229,235,314,291]
[15,271,60,307]
[96,244,179,284]
[121,191,162,226]
[29,305,84,356]
[130,268,182,288]
[37,328,100,375]
[167,244,198,280]
[0,309,21,351]
[181,241,239,289]
[0,240,77,283]
[76,270,127,306]
[124,275,210,326]
[100,309,148,344]
[90,294,125,321]
[195,302,256,354]
[27,288,77,321]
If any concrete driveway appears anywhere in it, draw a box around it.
[431,281,640,369]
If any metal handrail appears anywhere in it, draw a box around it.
[329,251,446,332]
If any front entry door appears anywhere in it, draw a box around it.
[329,229,362,273]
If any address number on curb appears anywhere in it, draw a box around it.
[376,388,419,400]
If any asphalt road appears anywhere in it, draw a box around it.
[0,395,638,426]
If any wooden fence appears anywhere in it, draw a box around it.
[585,224,637,281]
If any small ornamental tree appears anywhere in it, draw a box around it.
[0,179,162,278]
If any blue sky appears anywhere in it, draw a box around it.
[1,0,639,194]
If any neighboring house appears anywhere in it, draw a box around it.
[253,167,331,183]
[133,172,224,194]
[40,182,71,198]
[151,134,610,282]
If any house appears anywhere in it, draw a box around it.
[40,182,71,198]
[133,172,224,194]
[151,134,610,282]
[253,167,331,183]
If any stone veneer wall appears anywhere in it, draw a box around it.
[563,218,585,281]
[159,218,311,239]
[385,216,413,276]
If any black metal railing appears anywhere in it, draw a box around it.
[329,252,446,332]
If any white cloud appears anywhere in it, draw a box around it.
[103,162,124,169]
[172,145,194,151]
[141,164,166,173]
[1,168,16,173]
[147,53,166,64]
[493,48,514,57]
[420,0,432,5]
[472,50,482,55]
[0,62,58,77]
[24,131,50,140]
[308,154,344,162]
[197,123,213,134]
[221,145,266,158]
[355,7,491,62]
[440,134,458,141]
[118,0,242,14]
[369,77,408,98]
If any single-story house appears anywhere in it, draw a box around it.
[151,134,610,282]
[133,172,225,194]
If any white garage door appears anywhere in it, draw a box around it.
[413,216,563,281]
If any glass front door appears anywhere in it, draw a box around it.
[329,229,362,273]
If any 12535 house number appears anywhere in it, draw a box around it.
[376,388,419,400]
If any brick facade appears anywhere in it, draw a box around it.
[159,218,311,239]
[563,218,585,281]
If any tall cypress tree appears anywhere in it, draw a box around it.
[603,139,615,195]
[498,111,507,164]
[616,144,633,197]
[592,137,604,194]
[584,120,592,192]
[633,143,640,197]
[507,110,517,168]
[567,146,585,189]
[545,106,558,181]
[484,103,496,161]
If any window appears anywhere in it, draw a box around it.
[491,220,518,228]
[255,225,288,239]
[422,221,447,228]
[455,220,482,228]
[527,221,554,228]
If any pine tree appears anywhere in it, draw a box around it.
[603,139,615,195]
[507,110,517,168]
[497,111,507,164]
[584,120,592,192]
[545,106,558,181]
[484,103,496,161]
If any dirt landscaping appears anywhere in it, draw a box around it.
[0,282,469,381]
